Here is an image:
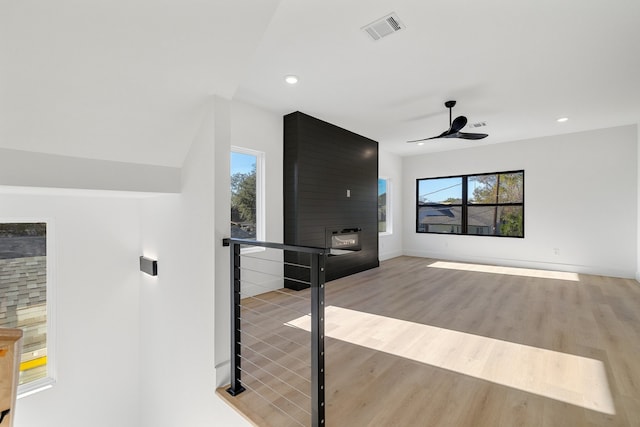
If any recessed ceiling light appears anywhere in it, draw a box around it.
[557,117,569,123]
[285,75,299,85]
[417,142,425,146]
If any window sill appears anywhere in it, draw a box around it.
[18,377,55,399]
[240,246,266,255]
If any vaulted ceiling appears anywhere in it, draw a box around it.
[2,0,639,167]
[0,0,280,167]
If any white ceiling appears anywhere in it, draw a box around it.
[2,0,639,167]
[0,0,280,167]
[235,0,640,156]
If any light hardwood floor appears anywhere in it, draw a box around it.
[218,256,640,427]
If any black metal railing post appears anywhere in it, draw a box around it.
[223,237,328,424]
[310,251,326,426]
[226,241,245,396]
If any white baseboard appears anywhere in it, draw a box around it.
[402,249,635,279]
[214,359,230,388]
[379,250,403,261]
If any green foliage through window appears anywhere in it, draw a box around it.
[417,171,524,237]
[231,151,259,240]
[378,178,388,233]
[231,166,257,224]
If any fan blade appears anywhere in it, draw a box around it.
[458,132,488,140]
[407,126,452,142]
[406,135,441,143]
[448,115,468,134]
[441,132,459,138]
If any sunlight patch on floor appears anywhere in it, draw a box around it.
[428,261,580,281]
[286,305,614,415]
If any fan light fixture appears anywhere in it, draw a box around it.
[285,75,299,85]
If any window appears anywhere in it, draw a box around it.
[417,170,524,237]
[0,221,55,395]
[378,178,392,235]
[230,147,264,242]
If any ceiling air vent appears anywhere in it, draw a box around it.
[469,121,487,128]
[362,13,404,41]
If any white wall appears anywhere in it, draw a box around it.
[214,100,284,386]
[637,123,640,282]
[0,148,180,193]
[3,99,273,427]
[213,98,233,386]
[231,101,283,245]
[378,148,403,260]
[403,125,638,278]
[3,192,141,427]
[230,101,284,297]
[138,96,251,427]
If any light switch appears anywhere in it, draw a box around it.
[347,189,351,197]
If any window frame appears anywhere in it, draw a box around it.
[0,218,57,398]
[378,177,392,236]
[416,170,524,238]
[230,146,265,253]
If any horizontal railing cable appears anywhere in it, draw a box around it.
[226,238,325,427]
[239,306,311,347]
[278,276,313,287]
[239,368,311,417]
[239,265,290,279]
[239,302,310,328]
[240,254,313,270]
[283,261,312,269]
[238,278,311,303]
[240,342,312,385]
[239,327,311,368]
[241,355,311,399]
[241,294,313,318]
[240,332,311,368]
[240,325,311,366]
[240,288,310,305]
[238,266,312,286]
[238,381,308,427]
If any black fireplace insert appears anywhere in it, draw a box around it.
[325,227,361,255]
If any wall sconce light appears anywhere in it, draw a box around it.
[139,256,158,276]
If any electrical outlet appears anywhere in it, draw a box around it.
[553,248,560,256]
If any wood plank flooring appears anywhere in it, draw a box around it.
[217,256,640,426]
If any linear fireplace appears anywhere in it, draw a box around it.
[326,227,361,255]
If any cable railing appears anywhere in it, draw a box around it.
[223,238,327,427]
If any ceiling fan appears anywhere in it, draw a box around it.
[407,100,488,143]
